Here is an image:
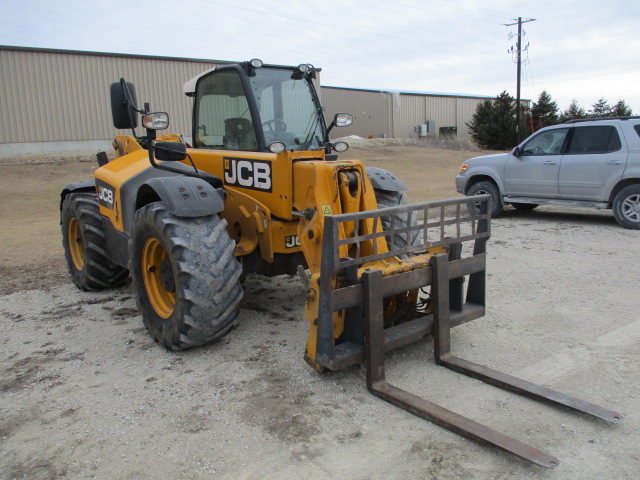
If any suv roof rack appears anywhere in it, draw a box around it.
[564,116,640,124]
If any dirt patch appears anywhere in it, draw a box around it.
[0,144,638,479]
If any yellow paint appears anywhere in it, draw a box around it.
[93,137,444,371]
[95,148,153,231]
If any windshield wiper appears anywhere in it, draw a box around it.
[301,111,321,150]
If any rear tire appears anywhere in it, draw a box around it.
[613,185,640,230]
[511,202,539,211]
[129,203,243,350]
[466,181,503,217]
[374,189,420,249]
[61,193,129,291]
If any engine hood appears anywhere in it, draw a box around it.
[465,152,509,165]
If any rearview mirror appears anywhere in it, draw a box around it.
[326,112,354,136]
[110,80,138,129]
[154,142,186,161]
[334,113,353,127]
[512,146,521,157]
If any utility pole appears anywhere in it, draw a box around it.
[505,17,536,140]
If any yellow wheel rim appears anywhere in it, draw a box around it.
[68,217,85,271]
[141,238,176,319]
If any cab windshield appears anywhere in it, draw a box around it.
[193,66,325,152]
[250,68,325,151]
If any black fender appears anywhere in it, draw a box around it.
[60,180,95,209]
[366,167,407,192]
[139,176,225,218]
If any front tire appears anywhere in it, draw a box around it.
[61,193,128,291]
[466,181,503,217]
[613,185,640,230]
[129,203,243,350]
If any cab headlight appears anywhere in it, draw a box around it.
[142,112,169,130]
[332,141,349,153]
[267,141,286,154]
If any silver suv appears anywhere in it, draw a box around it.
[455,117,640,229]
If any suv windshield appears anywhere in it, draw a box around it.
[250,68,324,151]
[522,128,569,155]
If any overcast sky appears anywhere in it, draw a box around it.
[2,0,639,113]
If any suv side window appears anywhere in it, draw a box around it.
[634,125,640,138]
[521,128,569,155]
[567,126,621,154]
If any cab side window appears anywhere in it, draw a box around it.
[521,128,569,155]
[566,126,621,154]
[194,70,258,151]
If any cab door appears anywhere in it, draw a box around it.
[504,128,570,197]
[559,125,627,201]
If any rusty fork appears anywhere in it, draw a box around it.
[361,255,623,468]
[317,195,622,467]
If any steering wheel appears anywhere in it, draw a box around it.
[262,119,287,132]
[531,145,545,154]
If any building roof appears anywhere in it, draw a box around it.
[322,84,528,102]
[0,44,232,65]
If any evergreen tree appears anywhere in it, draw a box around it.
[530,90,559,129]
[466,100,496,149]
[589,98,612,117]
[611,99,633,117]
[559,99,587,123]
[466,91,519,150]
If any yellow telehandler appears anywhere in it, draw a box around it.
[60,59,621,468]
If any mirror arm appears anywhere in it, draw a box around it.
[147,144,216,184]
[326,119,337,137]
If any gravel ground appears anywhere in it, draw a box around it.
[0,148,638,479]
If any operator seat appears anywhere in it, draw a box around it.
[224,117,257,151]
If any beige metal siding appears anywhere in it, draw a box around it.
[456,97,484,137]
[321,85,501,140]
[0,48,224,143]
[321,87,391,139]
[424,96,457,132]
[392,94,425,138]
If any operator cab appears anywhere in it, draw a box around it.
[184,59,351,154]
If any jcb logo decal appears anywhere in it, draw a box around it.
[285,235,301,248]
[224,158,272,192]
[96,181,115,209]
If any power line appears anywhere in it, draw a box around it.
[523,57,537,104]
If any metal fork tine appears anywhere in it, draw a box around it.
[362,268,560,469]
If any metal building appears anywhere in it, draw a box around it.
[0,46,230,156]
[1,46,510,157]
[321,86,495,140]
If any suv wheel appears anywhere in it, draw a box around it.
[466,181,503,217]
[613,185,640,230]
